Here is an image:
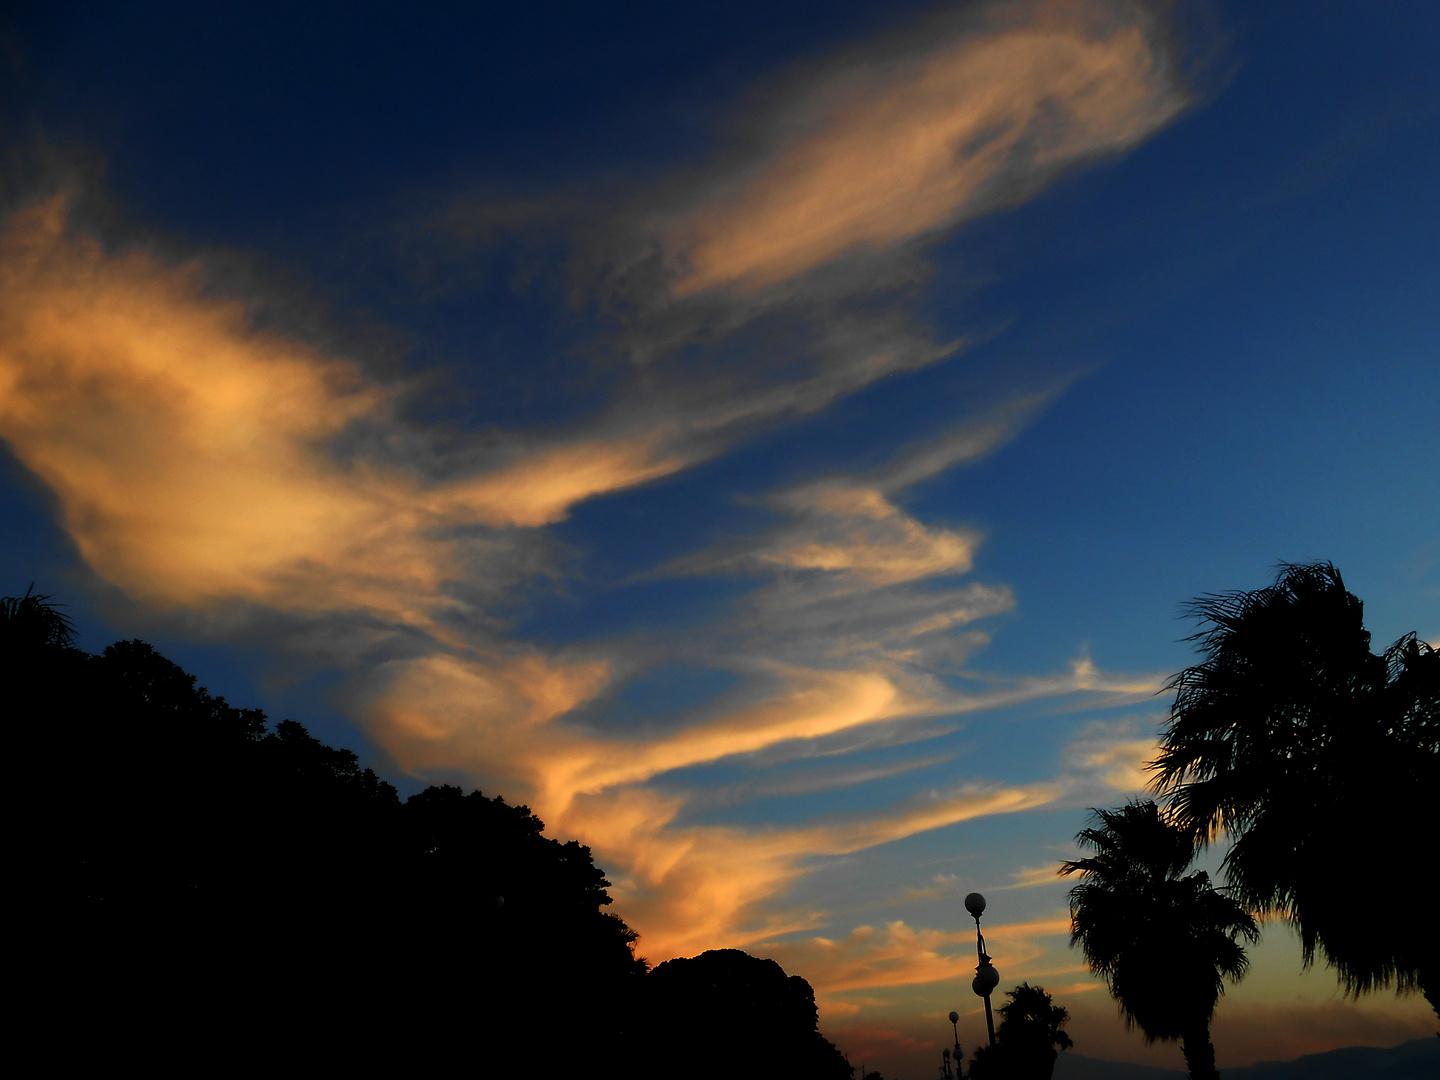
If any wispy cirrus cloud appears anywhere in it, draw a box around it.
[663,0,1185,296]
[0,198,687,626]
[348,404,1163,957]
[0,191,1162,951]
[764,914,1072,1001]
[1,0,1186,1006]
[1063,716,1165,795]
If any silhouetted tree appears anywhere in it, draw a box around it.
[967,982,1073,1080]
[9,593,869,1074]
[1151,563,1439,1018]
[1061,801,1256,1080]
[634,949,853,1080]
[389,783,648,1074]
[5,592,646,1072]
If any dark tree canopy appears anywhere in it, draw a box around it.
[1,585,76,648]
[6,595,644,1072]
[1150,563,1439,1014]
[635,949,853,1080]
[8,590,865,1075]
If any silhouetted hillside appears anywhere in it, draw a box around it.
[8,595,859,1075]
[1054,1038,1439,1080]
[7,602,643,1072]
[1225,1037,1440,1080]
[1054,1055,1186,1080]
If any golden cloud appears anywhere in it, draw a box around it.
[1083,739,1159,791]
[1062,718,1165,795]
[763,486,978,586]
[765,914,1072,1001]
[0,7,1194,1030]
[667,0,1185,294]
[572,784,1063,959]
[355,644,1073,957]
[1007,864,1067,889]
[436,433,686,528]
[0,196,1159,976]
[364,652,946,813]
[0,199,692,621]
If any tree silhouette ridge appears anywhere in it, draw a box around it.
[6,589,863,1075]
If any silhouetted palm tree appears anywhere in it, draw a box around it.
[1150,563,1439,1018]
[1061,801,1257,1080]
[0,585,76,649]
[968,982,1073,1080]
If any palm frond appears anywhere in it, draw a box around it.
[1149,563,1437,1008]
[0,585,78,649]
[1063,800,1256,1044]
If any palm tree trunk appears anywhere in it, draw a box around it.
[1180,1023,1219,1080]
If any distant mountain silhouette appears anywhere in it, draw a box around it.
[1054,1055,1186,1080]
[1224,1037,1440,1080]
[1054,1038,1438,1080]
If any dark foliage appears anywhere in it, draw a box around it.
[8,591,863,1074]
[967,983,1073,1080]
[634,949,854,1080]
[1062,801,1257,1080]
[6,596,643,1071]
[1150,563,1439,1015]
[0,584,76,648]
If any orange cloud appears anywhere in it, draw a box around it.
[1,10,1193,1042]
[1081,739,1159,791]
[0,200,399,612]
[1007,864,1066,889]
[667,0,1185,294]
[764,914,1072,1001]
[0,199,691,622]
[761,486,978,586]
[435,433,686,528]
[1,196,1161,979]
[363,654,920,808]
[566,783,1062,960]
[356,642,1081,957]
[1062,717,1166,795]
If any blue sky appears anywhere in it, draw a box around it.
[2,1,1436,1072]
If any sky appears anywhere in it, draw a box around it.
[2,0,1437,1073]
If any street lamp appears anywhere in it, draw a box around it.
[965,892,999,1048]
[948,1010,963,1068]
[940,1046,954,1080]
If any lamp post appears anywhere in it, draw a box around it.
[940,1046,954,1080]
[948,1009,963,1070]
[965,892,999,1048]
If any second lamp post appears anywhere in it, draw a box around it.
[964,891,999,1047]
